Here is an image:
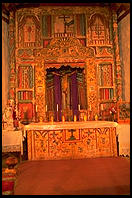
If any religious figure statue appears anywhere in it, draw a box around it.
[2,100,14,130]
[61,73,68,110]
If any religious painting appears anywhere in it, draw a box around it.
[99,63,113,86]
[89,13,110,44]
[18,66,33,89]
[18,103,33,121]
[18,15,41,47]
[23,17,36,42]
[54,15,74,34]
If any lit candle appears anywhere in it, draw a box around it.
[74,115,77,122]
[84,114,87,121]
[57,104,58,112]
[95,114,98,121]
[46,105,47,112]
[36,105,37,112]
[39,116,43,122]
[78,104,80,111]
[51,116,54,123]
[90,104,91,111]
[62,115,65,122]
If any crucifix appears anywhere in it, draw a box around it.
[59,15,70,33]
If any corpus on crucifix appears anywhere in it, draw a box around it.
[58,15,74,34]
[46,66,87,121]
[58,15,70,33]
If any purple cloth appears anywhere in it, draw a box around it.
[53,74,62,121]
[71,72,79,120]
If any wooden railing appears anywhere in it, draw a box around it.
[54,32,74,38]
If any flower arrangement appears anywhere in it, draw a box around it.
[109,106,117,121]
[110,106,116,115]
[5,157,18,169]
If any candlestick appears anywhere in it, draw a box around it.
[57,104,58,112]
[46,105,47,112]
[78,104,80,111]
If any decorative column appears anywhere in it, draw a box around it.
[86,58,98,120]
[112,12,122,101]
[2,13,9,112]
[35,60,46,121]
[9,11,16,102]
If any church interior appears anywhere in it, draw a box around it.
[2,3,130,195]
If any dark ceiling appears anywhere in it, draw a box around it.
[2,3,130,23]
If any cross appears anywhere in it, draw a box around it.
[68,129,76,140]
[59,15,70,33]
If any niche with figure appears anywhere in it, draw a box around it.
[46,65,87,121]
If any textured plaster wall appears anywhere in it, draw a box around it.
[2,19,9,113]
[118,14,130,156]
[117,124,130,156]
[118,13,130,102]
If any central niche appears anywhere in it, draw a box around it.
[46,66,87,121]
[46,65,87,121]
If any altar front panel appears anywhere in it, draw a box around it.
[26,121,118,160]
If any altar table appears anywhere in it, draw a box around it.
[24,121,118,160]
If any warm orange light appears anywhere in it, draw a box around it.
[51,116,54,123]
[62,115,65,122]
[84,115,87,121]
[74,115,77,122]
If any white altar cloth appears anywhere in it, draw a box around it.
[24,121,118,131]
[2,130,23,155]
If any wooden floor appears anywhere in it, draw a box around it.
[14,157,130,195]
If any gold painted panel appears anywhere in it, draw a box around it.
[27,126,117,160]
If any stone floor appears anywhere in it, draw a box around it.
[14,157,130,195]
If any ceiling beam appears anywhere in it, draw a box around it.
[117,8,130,23]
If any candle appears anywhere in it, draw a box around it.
[46,105,47,112]
[78,104,80,111]
[62,115,65,122]
[90,104,91,111]
[84,114,87,121]
[74,115,77,122]
[95,114,98,121]
[51,116,54,123]
[36,105,37,112]
[39,116,43,122]
[57,104,58,112]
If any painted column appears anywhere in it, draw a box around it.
[112,12,122,101]
[2,14,9,112]
[86,58,98,120]
[9,11,16,102]
[35,60,46,121]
